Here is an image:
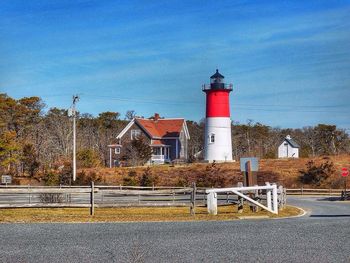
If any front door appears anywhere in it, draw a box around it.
[283,143,288,157]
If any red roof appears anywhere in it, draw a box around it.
[150,139,169,146]
[136,118,184,138]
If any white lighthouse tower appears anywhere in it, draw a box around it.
[202,69,233,162]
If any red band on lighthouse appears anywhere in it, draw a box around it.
[205,90,231,117]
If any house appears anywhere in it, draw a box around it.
[108,113,190,166]
[278,135,300,158]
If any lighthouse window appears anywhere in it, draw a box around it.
[210,134,215,143]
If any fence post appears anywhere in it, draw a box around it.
[207,192,217,215]
[278,185,283,210]
[283,188,287,209]
[252,185,259,212]
[190,182,196,216]
[266,182,272,211]
[90,181,95,216]
[28,184,31,204]
[237,182,244,213]
[272,183,278,214]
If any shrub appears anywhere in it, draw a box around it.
[39,193,63,203]
[43,171,59,186]
[196,163,226,187]
[140,167,158,186]
[123,170,138,186]
[77,148,101,168]
[74,170,102,185]
[263,151,275,159]
[299,160,335,186]
[59,162,72,185]
[128,170,137,177]
[175,177,188,187]
[123,176,138,186]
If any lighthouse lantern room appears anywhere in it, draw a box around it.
[202,69,233,162]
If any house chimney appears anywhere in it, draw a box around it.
[154,113,160,121]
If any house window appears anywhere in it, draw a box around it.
[115,148,120,154]
[131,129,141,140]
[210,134,215,143]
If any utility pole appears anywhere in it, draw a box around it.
[69,95,79,182]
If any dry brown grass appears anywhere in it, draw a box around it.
[0,205,302,223]
[82,155,350,188]
[15,155,350,188]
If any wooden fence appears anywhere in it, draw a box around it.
[286,188,344,196]
[0,183,289,215]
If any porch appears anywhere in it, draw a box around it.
[151,145,171,164]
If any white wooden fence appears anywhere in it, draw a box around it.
[206,183,283,215]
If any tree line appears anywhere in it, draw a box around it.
[1,93,349,178]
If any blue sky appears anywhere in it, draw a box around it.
[1,0,350,129]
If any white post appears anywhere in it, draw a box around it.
[266,182,272,211]
[272,184,278,214]
[207,192,217,215]
[73,110,76,182]
[71,95,79,182]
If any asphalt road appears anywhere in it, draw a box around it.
[0,196,349,263]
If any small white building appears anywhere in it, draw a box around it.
[278,135,300,158]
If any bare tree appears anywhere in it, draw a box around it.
[125,110,136,120]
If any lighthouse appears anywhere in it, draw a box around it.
[202,69,233,162]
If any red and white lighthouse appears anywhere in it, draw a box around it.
[202,69,233,162]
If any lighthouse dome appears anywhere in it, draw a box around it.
[210,69,226,89]
[210,69,225,80]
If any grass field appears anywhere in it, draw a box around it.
[79,155,350,188]
[15,155,350,189]
[0,205,302,223]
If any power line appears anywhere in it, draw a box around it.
[81,94,349,113]
[25,93,348,110]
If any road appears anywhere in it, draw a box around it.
[0,196,349,263]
